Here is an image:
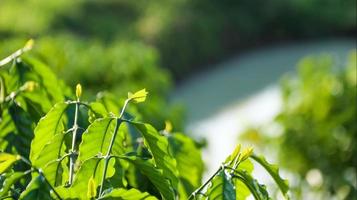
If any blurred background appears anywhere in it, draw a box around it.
[0,0,356,199]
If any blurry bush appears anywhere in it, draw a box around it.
[1,0,356,80]
[246,51,356,199]
[240,51,356,199]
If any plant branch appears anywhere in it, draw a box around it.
[188,165,225,200]
[98,117,122,196]
[68,100,80,186]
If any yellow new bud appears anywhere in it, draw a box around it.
[76,84,82,100]
[165,120,173,133]
[21,81,37,92]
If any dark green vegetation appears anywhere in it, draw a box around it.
[0,43,289,199]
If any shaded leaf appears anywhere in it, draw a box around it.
[20,175,53,200]
[0,171,26,197]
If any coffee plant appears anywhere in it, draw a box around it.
[0,41,289,199]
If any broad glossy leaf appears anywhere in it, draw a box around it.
[119,155,175,200]
[0,153,19,173]
[99,188,158,200]
[207,170,236,200]
[30,102,69,162]
[56,157,115,199]
[251,155,289,197]
[34,133,68,186]
[129,121,178,189]
[79,117,126,161]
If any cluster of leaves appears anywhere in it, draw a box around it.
[275,52,357,198]
[0,42,289,199]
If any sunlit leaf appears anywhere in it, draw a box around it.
[56,157,115,199]
[30,102,69,162]
[234,169,270,200]
[168,133,203,196]
[251,155,289,198]
[128,89,148,103]
[0,153,20,174]
[99,188,158,200]
[79,117,126,161]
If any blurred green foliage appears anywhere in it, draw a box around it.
[276,51,356,198]
[1,0,356,80]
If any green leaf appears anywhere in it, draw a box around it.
[99,188,158,200]
[79,117,126,161]
[168,133,203,196]
[234,169,270,200]
[22,56,66,103]
[0,153,20,173]
[8,102,35,158]
[30,102,69,163]
[118,155,175,200]
[20,175,53,200]
[0,171,26,197]
[34,133,68,186]
[206,170,236,200]
[129,121,178,189]
[128,89,148,103]
[251,155,289,198]
[56,157,115,199]
[235,179,251,200]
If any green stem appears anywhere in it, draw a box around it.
[98,117,121,196]
[68,101,80,186]
[188,165,224,200]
